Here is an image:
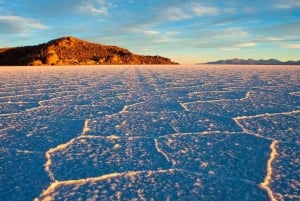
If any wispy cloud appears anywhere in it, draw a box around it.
[275,0,300,9]
[79,4,107,14]
[78,0,109,15]
[162,7,191,21]
[192,28,249,41]
[142,30,160,36]
[160,2,219,21]
[190,2,219,16]
[258,21,300,39]
[0,15,47,34]
[221,28,248,38]
[264,37,283,42]
[132,29,179,44]
[237,42,256,47]
[281,44,300,48]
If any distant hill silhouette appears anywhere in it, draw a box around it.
[0,36,178,65]
[204,58,300,65]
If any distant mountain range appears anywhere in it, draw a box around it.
[0,36,178,66]
[204,58,300,65]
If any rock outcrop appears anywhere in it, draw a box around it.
[0,36,178,65]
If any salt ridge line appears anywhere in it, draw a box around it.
[44,119,90,182]
[156,131,232,139]
[187,90,237,96]
[35,169,197,201]
[43,134,155,183]
[37,94,80,105]
[259,140,279,201]
[0,93,49,100]
[38,96,73,106]
[44,138,78,182]
[179,102,189,111]
[121,102,145,113]
[0,112,22,117]
[234,110,300,120]
[34,172,122,201]
[240,91,252,101]
[182,98,242,104]
[169,121,179,133]
[81,119,91,135]
[289,91,300,96]
[154,138,171,163]
[25,105,49,113]
[232,117,271,140]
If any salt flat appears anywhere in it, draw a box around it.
[0,65,299,201]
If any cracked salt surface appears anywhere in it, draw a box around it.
[0,65,299,201]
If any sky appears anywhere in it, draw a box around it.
[0,0,300,64]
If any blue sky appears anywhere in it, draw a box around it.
[0,0,300,64]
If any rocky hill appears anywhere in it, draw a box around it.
[205,58,300,65]
[0,36,178,65]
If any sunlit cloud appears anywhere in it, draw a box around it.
[132,30,179,44]
[237,42,256,47]
[281,44,300,48]
[257,36,300,44]
[142,30,160,36]
[0,15,47,34]
[264,37,283,42]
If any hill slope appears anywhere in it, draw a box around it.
[204,58,300,65]
[0,36,178,65]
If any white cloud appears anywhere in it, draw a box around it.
[154,31,179,43]
[275,0,300,9]
[264,37,282,41]
[142,30,160,36]
[0,15,47,34]
[281,44,300,48]
[79,4,107,14]
[160,2,219,21]
[238,42,256,47]
[190,2,219,16]
[133,29,179,44]
[162,7,191,21]
[224,28,248,38]
[208,28,248,40]
[78,0,108,15]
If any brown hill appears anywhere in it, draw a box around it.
[0,36,178,65]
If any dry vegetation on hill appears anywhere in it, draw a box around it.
[0,36,178,65]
